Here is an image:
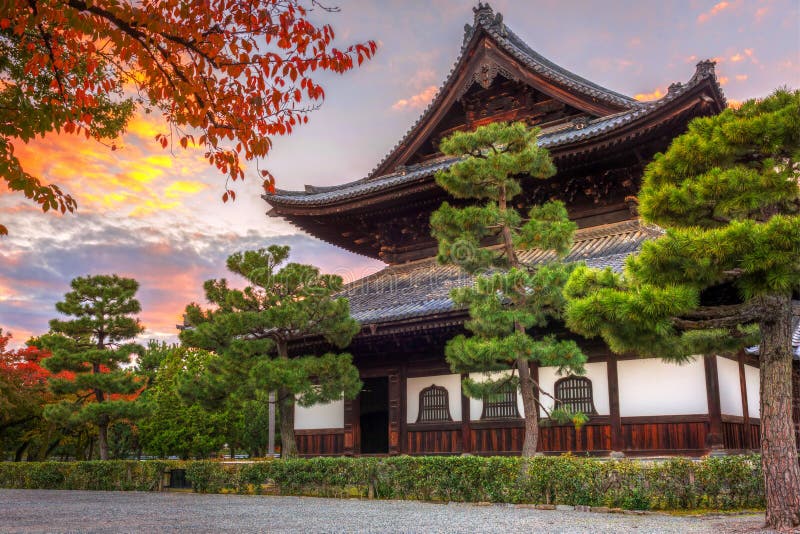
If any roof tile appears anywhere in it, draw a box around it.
[341,219,660,324]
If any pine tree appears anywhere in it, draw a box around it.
[430,121,588,457]
[39,275,144,460]
[564,90,800,529]
[180,246,361,458]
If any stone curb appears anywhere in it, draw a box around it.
[508,503,656,515]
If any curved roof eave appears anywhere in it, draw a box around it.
[264,65,724,213]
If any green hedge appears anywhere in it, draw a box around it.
[0,460,179,491]
[0,455,765,510]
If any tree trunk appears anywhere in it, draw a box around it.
[276,339,297,458]
[759,293,800,530]
[517,354,539,456]
[14,441,28,462]
[98,415,110,461]
[278,386,297,458]
[501,186,537,455]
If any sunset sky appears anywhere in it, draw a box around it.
[1,0,798,346]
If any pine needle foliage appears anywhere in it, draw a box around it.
[430,121,588,455]
[564,89,800,529]
[180,245,361,458]
[38,275,144,460]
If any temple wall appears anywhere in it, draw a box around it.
[537,362,610,417]
[745,364,760,418]
[468,371,525,420]
[717,356,744,417]
[406,374,462,423]
[618,358,708,416]
[294,398,344,430]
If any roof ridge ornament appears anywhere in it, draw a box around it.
[473,2,494,19]
[694,59,717,79]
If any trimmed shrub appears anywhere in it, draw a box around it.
[0,454,765,510]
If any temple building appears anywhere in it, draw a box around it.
[264,4,798,457]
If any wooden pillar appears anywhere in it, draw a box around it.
[388,370,401,455]
[399,364,407,454]
[343,398,356,456]
[704,354,725,451]
[738,352,751,450]
[460,373,472,454]
[607,355,624,454]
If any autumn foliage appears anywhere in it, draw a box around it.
[0,0,377,233]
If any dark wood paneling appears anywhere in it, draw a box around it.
[406,429,463,454]
[722,422,748,450]
[296,429,345,456]
[539,424,612,452]
[471,426,524,454]
[749,424,761,449]
[623,420,707,452]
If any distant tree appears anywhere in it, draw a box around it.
[0,0,377,234]
[564,90,800,530]
[430,121,587,457]
[0,330,63,461]
[181,246,361,458]
[137,345,227,459]
[39,275,144,460]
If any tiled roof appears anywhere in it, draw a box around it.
[340,219,660,325]
[361,3,637,180]
[487,13,637,109]
[267,60,721,209]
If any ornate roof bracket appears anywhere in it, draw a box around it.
[456,59,519,100]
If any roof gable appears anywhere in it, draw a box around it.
[369,3,639,178]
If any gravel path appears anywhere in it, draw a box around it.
[0,489,771,533]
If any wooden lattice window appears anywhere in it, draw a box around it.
[480,383,520,420]
[554,376,597,415]
[416,385,452,423]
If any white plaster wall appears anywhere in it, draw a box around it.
[406,374,462,423]
[618,358,708,416]
[294,398,344,430]
[744,364,760,418]
[717,356,743,417]
[537,362,610,417]
[468,371,525,420]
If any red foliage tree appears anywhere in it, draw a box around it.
[0,0,377,234]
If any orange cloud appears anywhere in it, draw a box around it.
[735,74,748,81]
[727,99,742,109]
[164,180,209,198]
[754,6,769,21]
[634,88,665,101]
[392,85,438,111]
[697,1,731,23]
[719,76,729,85]
[9,110,211,218]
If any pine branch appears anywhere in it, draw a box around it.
[672,302,762,330]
